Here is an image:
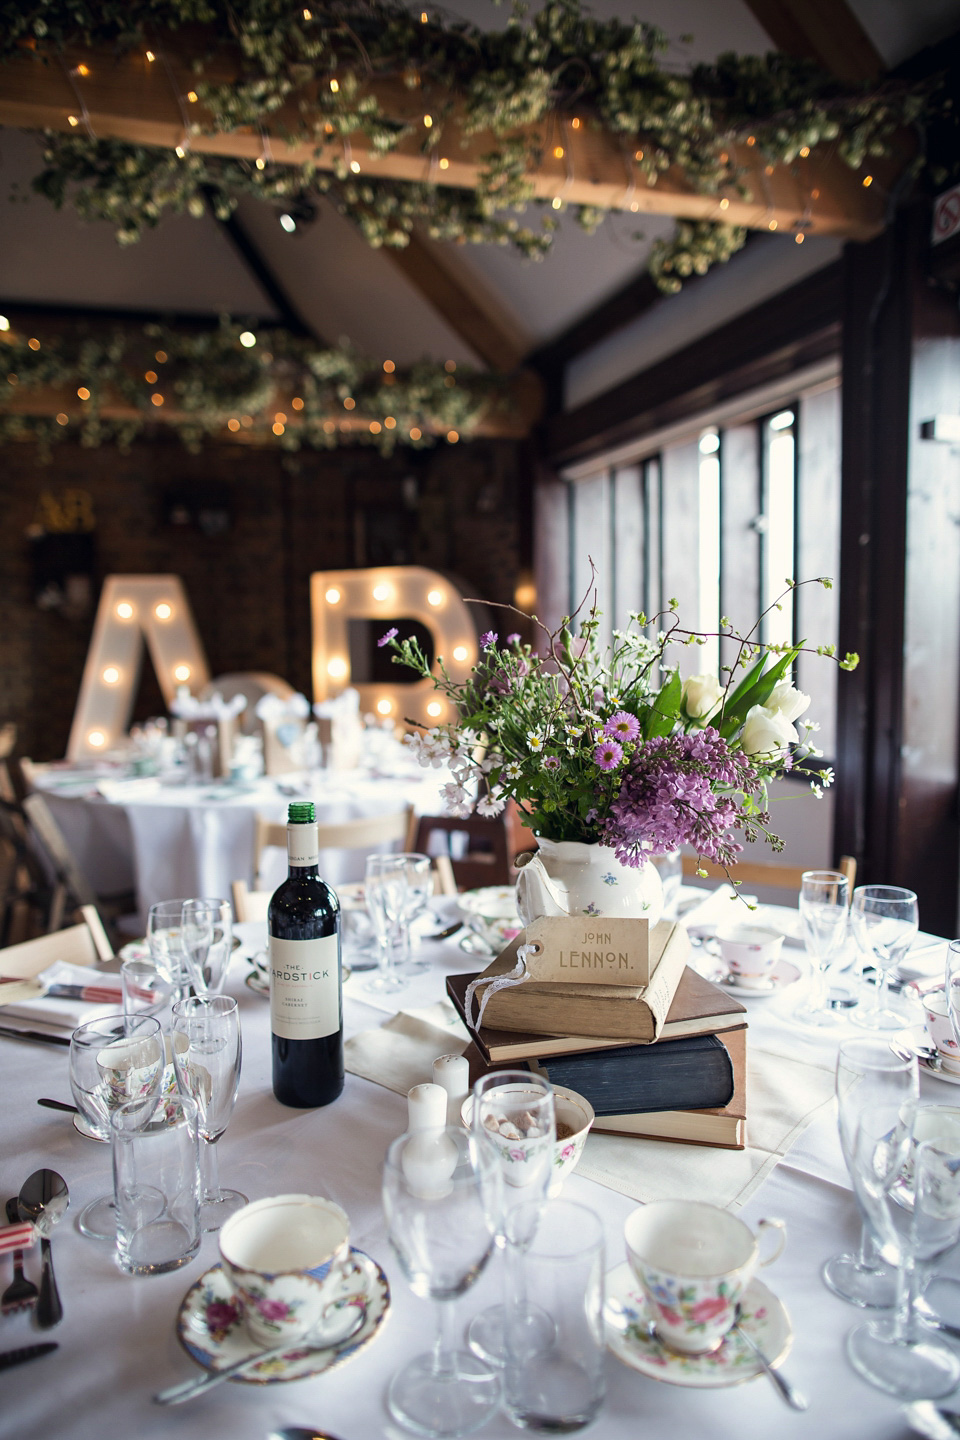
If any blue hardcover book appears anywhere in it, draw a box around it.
[530,1032,735,1116]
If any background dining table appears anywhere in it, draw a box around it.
[31,763,451,925]
[0,894,956,1440]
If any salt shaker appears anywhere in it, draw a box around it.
[432,1054,470,1127]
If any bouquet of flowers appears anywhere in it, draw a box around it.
[380,577,857,874]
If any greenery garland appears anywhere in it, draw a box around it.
[1,0,944,289]
[0,318,507,455]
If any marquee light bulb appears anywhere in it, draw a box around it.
[325,587,342,604]
[88,730,106,748]
[327,657,348,679]
[372,584,390,601]
[427,589,443,606]
[376,698,393,715]
[174,664,191,682]
[239,331,256,348]
[102,666,120,685]
[452,645,469,663]
[426,701,442,718]
[154,603,172,620]
[116,602,134,619]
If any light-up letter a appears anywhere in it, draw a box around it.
[67,575,210,760]
[311,567,477,728]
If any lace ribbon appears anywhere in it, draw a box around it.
[464,942,541,1028]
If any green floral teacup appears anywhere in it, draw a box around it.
[625,1199,785,1354]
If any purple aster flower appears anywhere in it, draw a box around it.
[604,710,641,743]
[378,627,398,647]
[542,754,561,772]
[594,739,624,771]
[506,632,521,645]
[480,631,498,650]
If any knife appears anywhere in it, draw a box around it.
[0,1025,70,1048]
[0,1342,58,1372]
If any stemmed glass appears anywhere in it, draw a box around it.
[69,1013,165,1239]
[383,1126,503,1438]
[396,852,433,975]
[794,869,850,1027]
[180,898,234,995]
[847,1122,960,1400]
[851,885,919,1031]
[944,941,960,1052]
[171,995,246,1231]
[365,854,409,993]
[822,1036,919,1308]
[147,899,191,1000]
[467,1071,556,1367]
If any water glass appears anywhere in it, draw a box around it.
[147,899,191,997]
[502,1199,605,1432]
[365,854,409,993]
[112,1094,201,1275]
[794,869,850,1027]
[945,941,960,1053]
[171,995,246,1231]
[121,957,174,1022]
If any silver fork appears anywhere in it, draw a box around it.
[1,1196,38,1315]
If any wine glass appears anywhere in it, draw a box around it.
[847,1122,960,1400]
[147,899,191,999]
[171,995,246,1231]
[944,941,960,1055]
[180,898,233,995]
[794,869,850,1027]
[822,1036,919,1308]
[467,1071,556,1367]
[851,885,919,1031]
[364,854,409,993]
[69,1013,165,1239]
[396,852,434,975]
[383,1126,503,1438]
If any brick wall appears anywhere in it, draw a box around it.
[0,434,527,759]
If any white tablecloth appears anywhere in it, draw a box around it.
[35,768,450,924]
[0,906,955,1440]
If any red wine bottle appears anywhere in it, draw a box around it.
[269,801,343,1107]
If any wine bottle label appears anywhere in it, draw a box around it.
[287,822,320,867]
[269,934,340,1039]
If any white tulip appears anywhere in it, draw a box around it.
[682,673,724,720]
[740,703,798,756]
[766,680,811,725]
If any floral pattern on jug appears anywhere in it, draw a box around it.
[516,838,663,929]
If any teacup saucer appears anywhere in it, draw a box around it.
[710,958,801,996]
[176,1248,390,1385]
[458,931,497,959]
[918,1054,960,1086]
[604,1265,791,1389]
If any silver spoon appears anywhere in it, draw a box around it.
[18,1169,69,1329]
[154,1299,368,1405]
[731,1307,808,1410]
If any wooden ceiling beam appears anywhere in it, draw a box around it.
[383,232,526,372]
[742,0,886,85]
[0,45,893,240]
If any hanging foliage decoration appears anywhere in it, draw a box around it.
[0,0,944,288]
[0,318,507,455]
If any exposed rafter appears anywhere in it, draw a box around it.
[0,46,891,240]
[742,0,885,85]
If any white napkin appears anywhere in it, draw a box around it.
[0,961,122,1032]
[97,777,163,803]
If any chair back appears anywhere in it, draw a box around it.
[681,853,859,895]
[410,813,512,890]
[232,880,271,923]
[0,904,113,978]
[253,805,416,888]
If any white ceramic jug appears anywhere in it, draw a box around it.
[515,838,663,928]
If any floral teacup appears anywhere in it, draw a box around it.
[219,1194,363,1346]
[924,990,960,1075]
[716,924,784,987]
[625,1199,785,1354]
[460,1082,594,1196]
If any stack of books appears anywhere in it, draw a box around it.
[446,920,748,1149]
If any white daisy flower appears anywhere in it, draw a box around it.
[527,731,544,752]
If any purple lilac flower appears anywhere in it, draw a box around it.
[506,632,521,645]
[378,627,398,647]
[542,754,561,772]
[600,728,760,869]
[604,711,641,743]
[480,631,498,650]
[594,739,624,771]
[489,655,529,696]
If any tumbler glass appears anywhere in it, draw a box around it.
[112,1094,201,1276]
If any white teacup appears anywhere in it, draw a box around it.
[219,1194,362,1345]
[716,924,784,987]
[923,991,960,1074]
[625,1199,785,1354]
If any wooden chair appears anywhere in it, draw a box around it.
[19,793,136,939]
[409,813,513,891]
[234,850,456,922]
[0,904,113,977]
[681,854,858,893]
[253,804,416,889]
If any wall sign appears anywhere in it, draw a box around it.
[67,575,210,760]
[310,566,477,728]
